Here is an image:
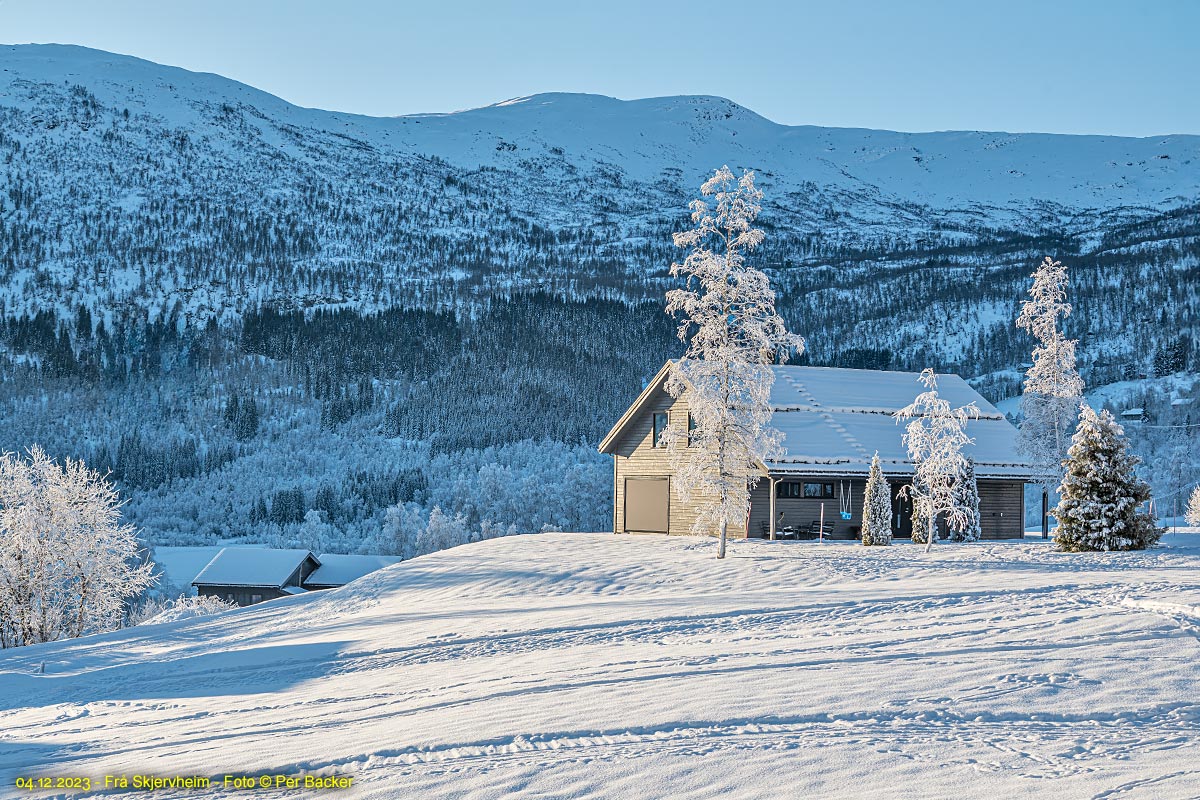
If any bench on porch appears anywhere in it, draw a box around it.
[808,520,835,538]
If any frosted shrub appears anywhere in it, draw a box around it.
[135,594,237,625]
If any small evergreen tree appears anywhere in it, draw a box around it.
[947,458,982,542]
[1184,485,1200,527]
[1055,405,1163,551]
[861,453,892,546]
[910,490,934,544]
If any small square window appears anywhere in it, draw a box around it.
[776,482,802,498]
[652,412,669,448]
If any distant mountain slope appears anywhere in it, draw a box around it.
[0,43,1197,324]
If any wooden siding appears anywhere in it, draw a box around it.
[977,479,1025,539]
[196,585,288,607]
[611,387,724,537]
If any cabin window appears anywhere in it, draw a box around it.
[687,413,696,446]
[776,482,802,498]
[250,593,263,604]
[776,482,835,499]
[652,412,668,448]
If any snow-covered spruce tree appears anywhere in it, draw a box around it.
[910,478,934,544]
[1054,405,1163,551]
[861,453,892,546]
[662,166,805,559]
[1016,257,1084,494]
[0,446,155,648]
[895,370,979,553]
[1187,486,1200,527]
[947,458,982,542]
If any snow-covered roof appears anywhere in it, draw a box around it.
[192,548,318,589]
[601,363,1036,480]
[762,366,1032,479]
[306,554,402,588]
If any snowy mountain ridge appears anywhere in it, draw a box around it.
[0,44,1196,330]
[5,44,1195,211]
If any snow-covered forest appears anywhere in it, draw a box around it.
[0,45,1197,550]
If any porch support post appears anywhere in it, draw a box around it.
[769,476,777,541]
[1041,486,1049,540]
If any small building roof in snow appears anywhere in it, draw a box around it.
[192,548,319,589]
[601,363,1036,480]
[306,554,402,588]
[1120,407,1145,418]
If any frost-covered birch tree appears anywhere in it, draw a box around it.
[1016,257,1084,491]
[662,166,804,559]
[861,453,893,546]
[0,447,155,648]
[895,370,979,553]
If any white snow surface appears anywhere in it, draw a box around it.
[4,532,1200,798]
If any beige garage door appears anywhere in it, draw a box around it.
[625,477,669,533]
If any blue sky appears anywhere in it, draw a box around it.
[1,0,1196,135]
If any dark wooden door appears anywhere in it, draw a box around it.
[891,482,913,539]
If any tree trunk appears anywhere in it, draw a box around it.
[718,519,727,559]
[925,511,937,553]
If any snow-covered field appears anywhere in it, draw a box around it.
[4,532,1200,799]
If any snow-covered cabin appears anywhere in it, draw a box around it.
[599,363,1037,540]
[193,548,320,606]
[191,548,402,606]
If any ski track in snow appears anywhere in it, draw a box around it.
[3,533,1200,799]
